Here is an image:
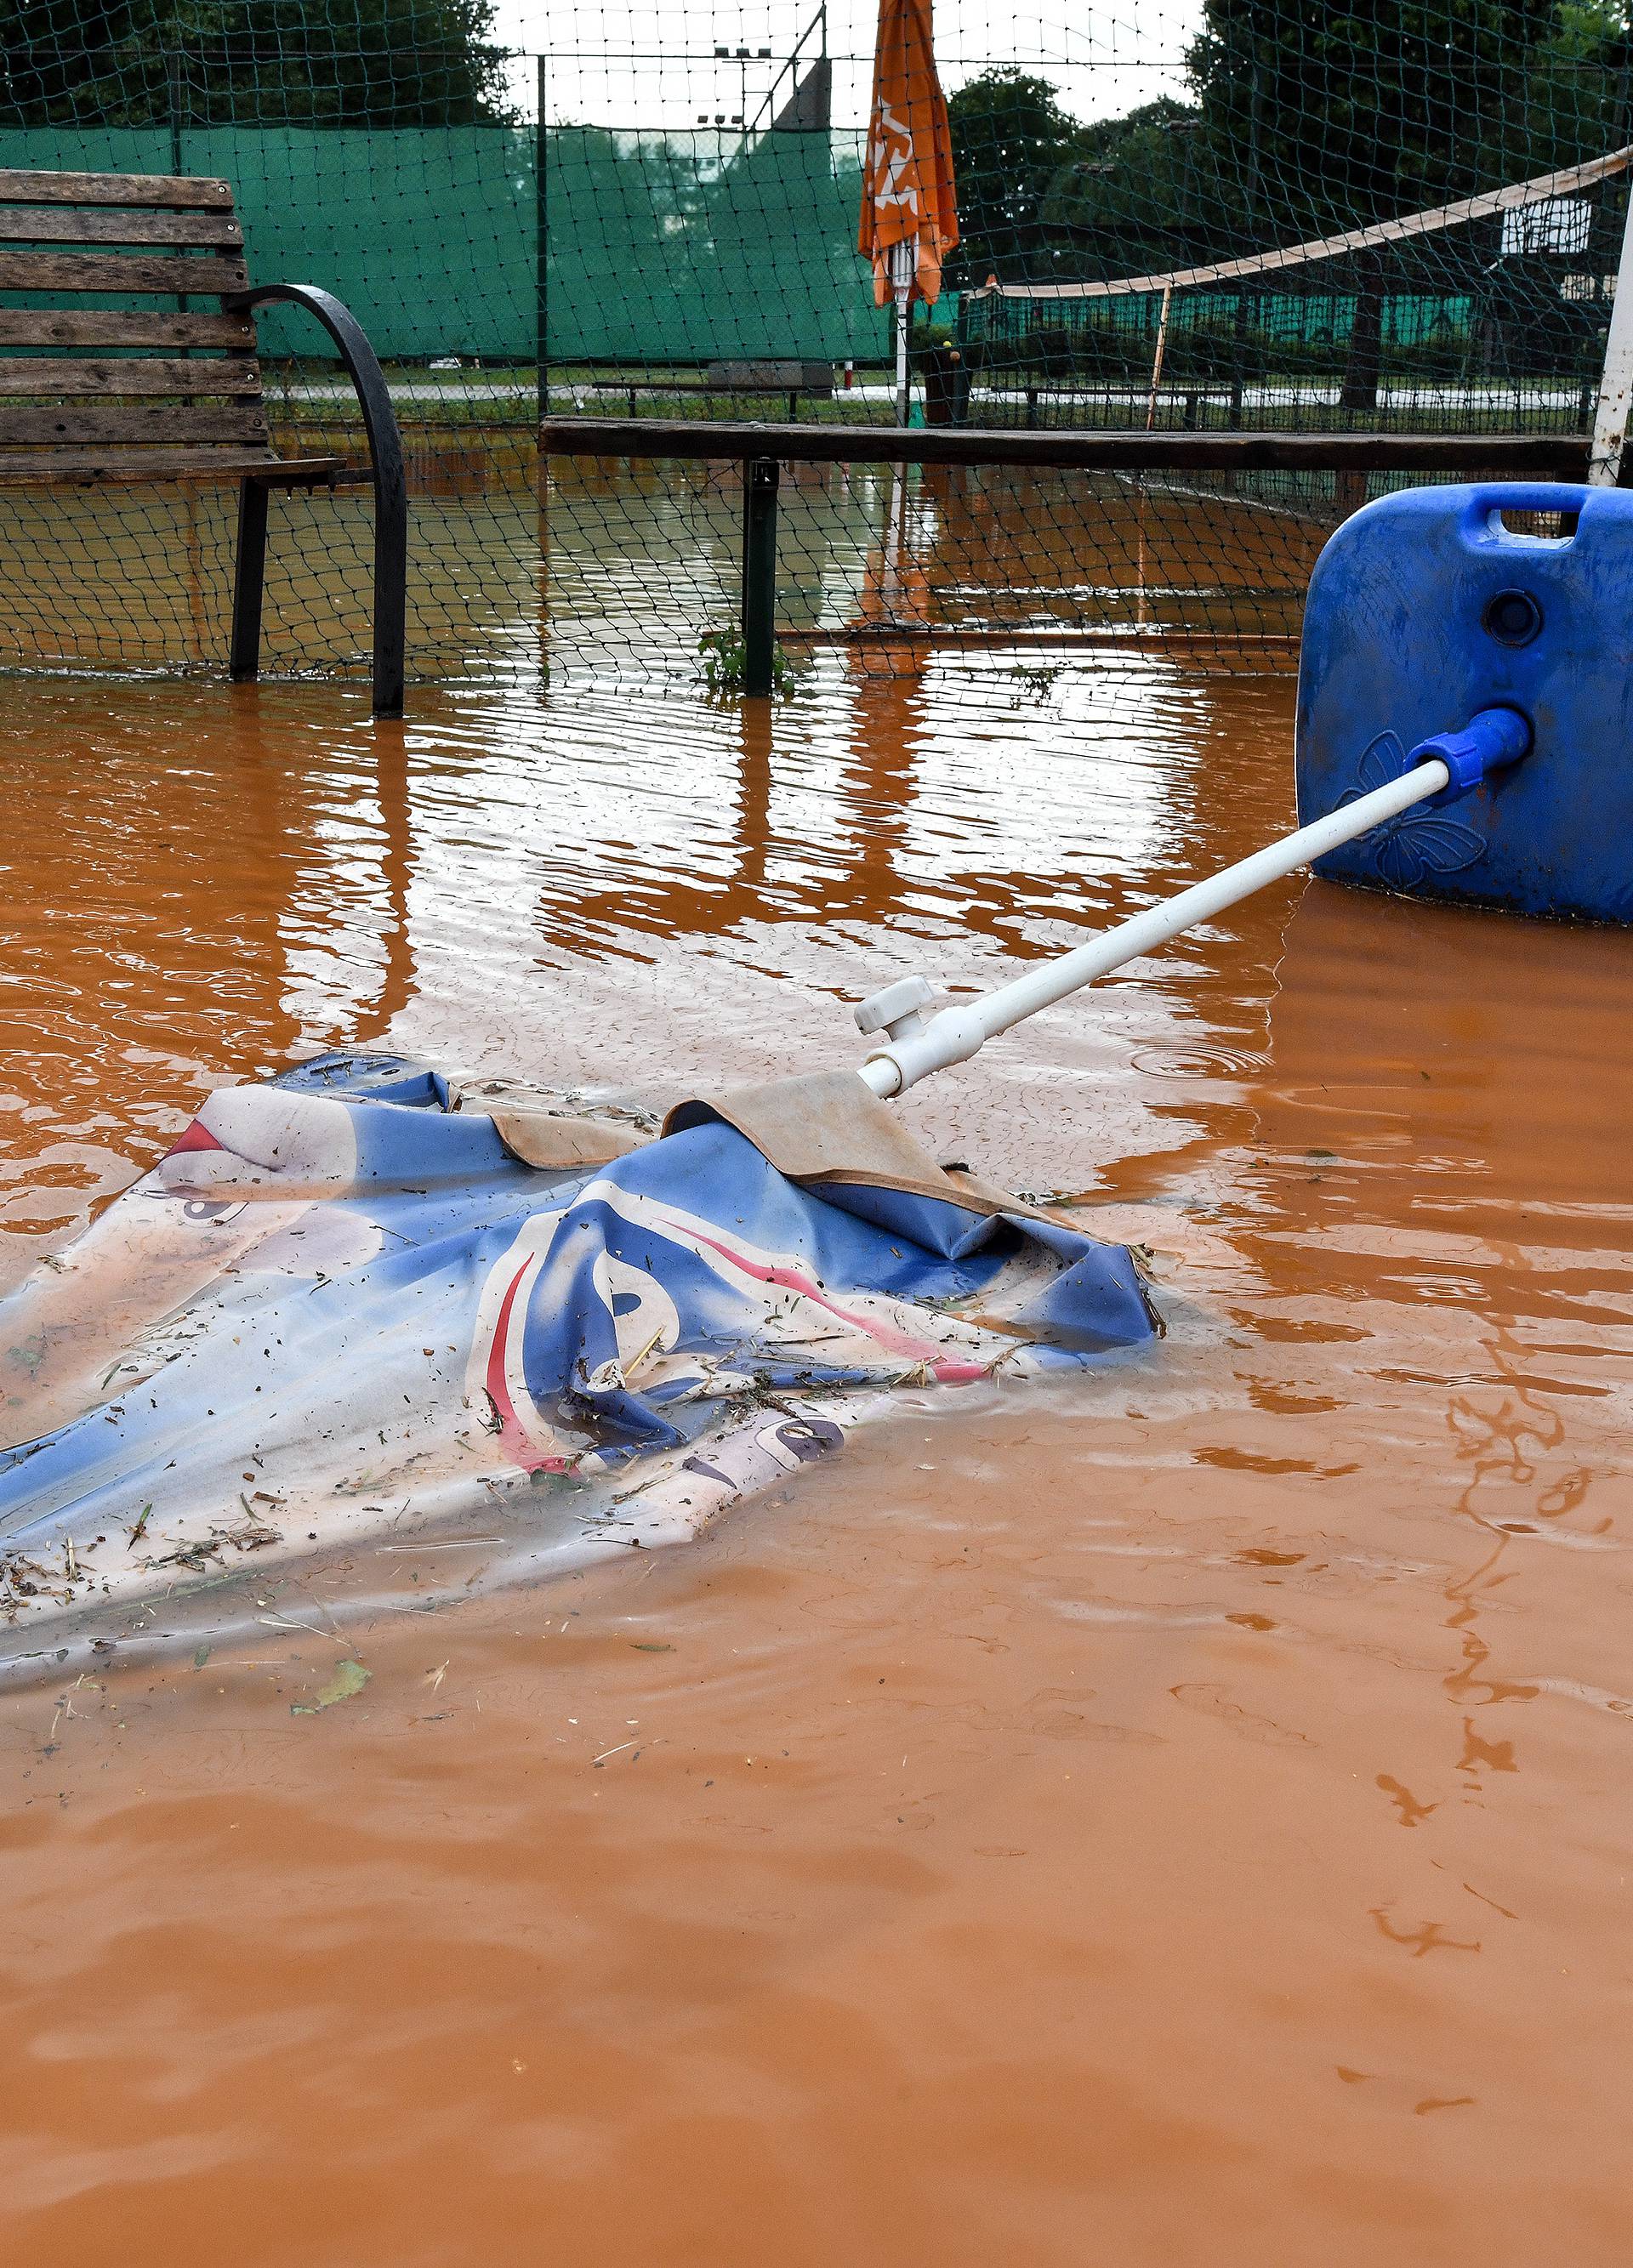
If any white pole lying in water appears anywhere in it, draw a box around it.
[856,708,1531,1100]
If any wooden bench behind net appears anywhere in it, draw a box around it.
[0,167,407,716]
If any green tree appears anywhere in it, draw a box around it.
[0,0,509,126]
[1188,0,1570,237]
[1037,99,1213,280]
[947,72,1224,285]
[946,67,1083,283]
[1519,0,1633,173]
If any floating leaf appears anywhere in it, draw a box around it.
[291,1659,371,1715]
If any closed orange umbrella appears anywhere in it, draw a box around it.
[858,0,959,422]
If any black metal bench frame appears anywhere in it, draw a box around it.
[223,282,407,716]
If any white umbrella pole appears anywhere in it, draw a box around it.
[892,236,914,426]
[855,708,1532,1099]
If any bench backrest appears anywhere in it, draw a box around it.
[0,168,277,469]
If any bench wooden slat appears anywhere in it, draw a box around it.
[0,403,271,446]
[0,356,262,397]
[0,171,234,210]
[0,207,243,248]
[0,310,257,349]
[0,447,348,486]
[0,250,250,295]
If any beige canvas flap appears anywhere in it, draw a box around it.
[663,1071,1044,1220]
[488,1110,649,1170]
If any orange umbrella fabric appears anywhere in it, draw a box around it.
[858,0,959,308]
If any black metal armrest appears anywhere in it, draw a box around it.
[225,283,407,717]
[225,282,405,512]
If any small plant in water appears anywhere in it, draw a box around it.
[699,628,794,696]
[1009,661,1067,704]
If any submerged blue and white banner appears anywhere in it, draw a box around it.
[0,1054,1158,1668]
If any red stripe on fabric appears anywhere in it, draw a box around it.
[165,1121,225,1157]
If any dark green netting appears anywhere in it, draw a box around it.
[0,0,1626,691]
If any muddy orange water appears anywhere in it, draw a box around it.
[2,662,1631,2265]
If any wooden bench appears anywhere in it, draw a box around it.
[570,361,836,421]
[0,167,407,716]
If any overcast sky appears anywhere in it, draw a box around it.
[488,1,1201,128]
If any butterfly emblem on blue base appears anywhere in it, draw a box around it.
[1336,730,1487,890]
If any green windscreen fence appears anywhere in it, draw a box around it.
[0,125,528,361]
[0,122,891,364]
[548,129,890,365]
[0,2,1627,696]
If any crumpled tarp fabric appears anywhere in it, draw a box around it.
[0,1053,1158,1658]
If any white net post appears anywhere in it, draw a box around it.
[1590,182,1633,486]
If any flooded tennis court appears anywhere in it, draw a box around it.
[0,453,1324,685]
[1,650,1630,2265]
